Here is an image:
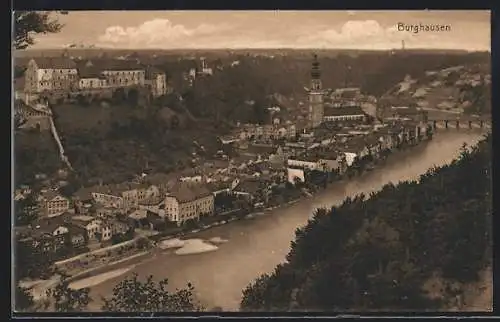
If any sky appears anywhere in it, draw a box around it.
[25,10,491,51]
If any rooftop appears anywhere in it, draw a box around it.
[168,183,212,203]
[77,65,104,79]
[33,57,77,69]
[234,179,262,195]
[85,58,144,71]
[72,215,95,222]
[92,182,141,196]
[41,190,64,201]
[73,187,94,201]
[324,106,366,117]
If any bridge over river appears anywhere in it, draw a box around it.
[428,115,491,130]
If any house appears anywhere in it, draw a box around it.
[146,212,165,231]
[29,214,72,253]
[287,155,322,171]
[110,219,131,236]
[128,209,149,228]
[268,145,288,166]
[317,151,346,173]
[323,106,367,123]
[83,59,145,87]
[91,183,139,210]
[233,178,270,204]
[138,197,165,218]
[164,183,214,225]
[66,224,88,249]
[136,183,161,204]
[337,138,371,164]
[24,57,78,93]
[206,179,238,196]
[73,187,95,214]
[386,106,428,122]
[76,65,108,89]
[145,66,169,97]
[144,172,179,195]
[287,167,306,184]
[39,191,70,217]
[240,144,277,161]
[70,215,102,241]
[95,204,122,219]
[100,221,113,241]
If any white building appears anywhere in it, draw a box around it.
[164,184,214,225]
[145,66,169,97]
[39,191,70,217]
[323,106,367,122]
[83,59,145,88]
[24,57,78,93]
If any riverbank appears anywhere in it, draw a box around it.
[26,131,485,312]
[62,135,434,288]
[81,131,485,311]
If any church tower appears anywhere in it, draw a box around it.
[308,54,324,128]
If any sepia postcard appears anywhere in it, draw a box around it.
[12,10,492,315]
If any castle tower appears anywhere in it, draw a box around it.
[308,54,324,128]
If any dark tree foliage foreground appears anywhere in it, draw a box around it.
[101,273,204,312]
[46,278,92,312]
[14,11,67,50]
[15,285,35,312]
[241,134,492,312]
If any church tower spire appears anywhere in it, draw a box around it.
[308,54,324,128]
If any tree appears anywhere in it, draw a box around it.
[101,273,204,312]
[240,134,492,311]
[112,88,126,103]
[46,277,92,312]
[127,88,140,106]
[14,11,67,50]
[15,192,39,226]
[16,237,56,281]
[14,112,27,132]
[14,284,35,312]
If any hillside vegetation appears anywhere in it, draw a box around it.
[15,130,63,185]
[50,101,227,185]
[241,134,492,312]
[15,51,490,187]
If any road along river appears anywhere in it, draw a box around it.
[84,130,486,311]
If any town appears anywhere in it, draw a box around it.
[13,51,455,275]
[13,10,492,314]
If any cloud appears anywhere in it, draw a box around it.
[295,20,421,49]
[97,19,230,48]
[90,17,488,50]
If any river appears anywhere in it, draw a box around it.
[86,131,485,311]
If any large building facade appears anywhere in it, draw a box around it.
[308,54,324,128]
[24,57,79,94]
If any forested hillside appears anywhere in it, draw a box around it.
[174,51,490,102]
[241,134,492,312]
